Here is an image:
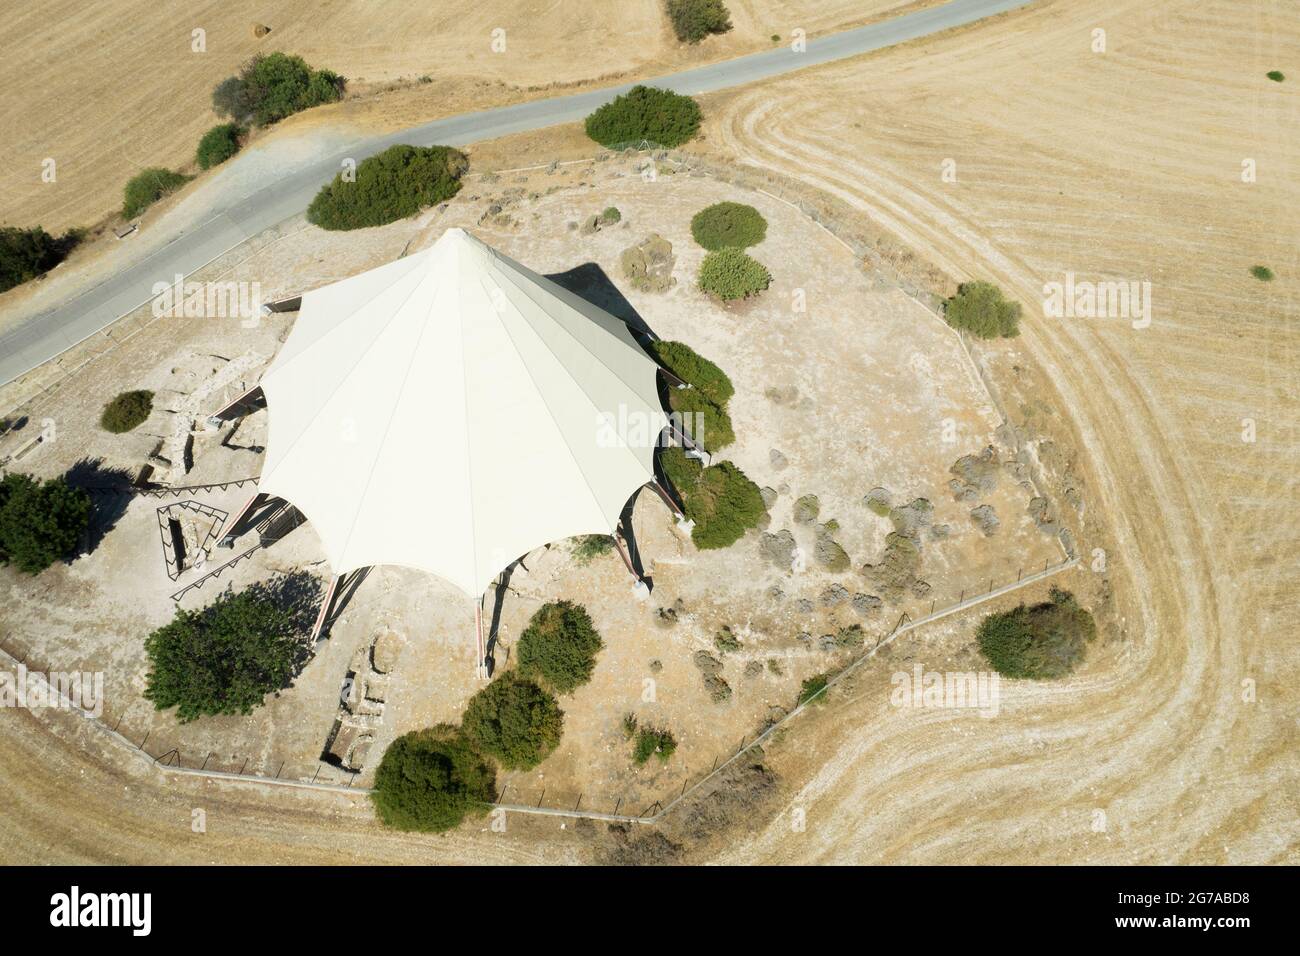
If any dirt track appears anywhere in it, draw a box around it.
[697,0,1298,863]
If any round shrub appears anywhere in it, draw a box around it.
[0,473,92,574]
[307,144,468,231]
[976,587,1096,679]
[371,726,496,832]
[100,390,154,433]
[584,85,702,148]
[667,0,733,43]
[517,600,604,694]
[660,446,766,549]
[698,247,772,300]
[462,672,564,770]
[690,202,767,250]
[122,168,190,219]
[196,123,244,170]
[942,281,1021,338]
[1250,265,1274,281]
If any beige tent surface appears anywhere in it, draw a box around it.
[258,227,668,596]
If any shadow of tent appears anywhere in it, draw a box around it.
[63,457,135,556]
[545,261,660,344]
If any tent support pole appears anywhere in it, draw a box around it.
[612,529,639,580]
[311,575,341,643]
[475,602,488,681]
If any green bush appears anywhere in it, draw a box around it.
[976,587,1096,679]
[99,389,154,433]
[660,446,766,549]
[650,340,734,405]
[196,123,244,170]
[942,281,1021,338]
[698,247,772,300]
[0,473,92,574]
[1266,70,1285,82]
[798,672,831,706]
[307,144,468,231]
[600,206,622,224]
[584,85,702,148]
[122,168,190,219]
[632,726,677,764]
[690,201,767,250]
[668,383,734,451]
[666,0,733,43]
[516,600,604,694]
[571,533,614,565]
[144,580,312,721]
[462,672,564,770]
[371,726,495,832]
[212,52,345,126]
[0,226,81,293]
[1250,265,1274,281]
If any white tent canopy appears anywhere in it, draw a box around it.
[258,227,668,596]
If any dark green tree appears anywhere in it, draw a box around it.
[976,587,1097,679]
[462,672,564,770]
[196,123,244,170]
[307,144,468,231]
[942,281,1021,339]
[666,0,734,43]
[0,226,80,293]
[659,447,766,549]
[584,85,702,148]
[371,725,496,832]
[0,473,92,574]
[122,168,190,219]
[517,600,604,693]
[690,201,767,250]
[99,390,154,433]
[143,578,315,721]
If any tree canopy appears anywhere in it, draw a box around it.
[307,144,468,231]
[462,672,564,770]
[371,725,496,832]
[584,86,702,148]
[0,473,92,574]
[516,600,604,694]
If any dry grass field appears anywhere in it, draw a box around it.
[0,0,923,233]
[694,0,1299,863]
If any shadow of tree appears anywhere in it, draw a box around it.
[63,457,134,556]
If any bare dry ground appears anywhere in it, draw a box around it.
[0,0,925,233]
[0,157,1061,847]
[693,0,1299,863]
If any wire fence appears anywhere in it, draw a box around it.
[0,553,1077,824]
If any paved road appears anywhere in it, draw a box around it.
[0,0,1031,386]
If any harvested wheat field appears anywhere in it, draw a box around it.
[0,0,922,233]
[692,0,1298,863]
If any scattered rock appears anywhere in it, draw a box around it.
[970,504,1000,536]
[759,529,796,568]
[1027,496,1059,535]
[820,584,850,607]
[852,593,883,615]
[759,486,779,508]
[620,234,676,292]
[793,494,820,524]
[743,660,764,679]
[949,446,1000,501]
[769,449,789,470]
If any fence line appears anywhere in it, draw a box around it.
[0,554,1076,825]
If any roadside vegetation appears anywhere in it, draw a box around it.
[195,123,244,170]
[462,671,564,770]
[660,446,766,549]
[976,587,1096,679]
[651,339,736,451]
[99,389,154,433]
[143,577,315,721]
[690,201,767,250]
[212,52,346,126]
[698,247,772,300]
[0,473,92,574]
[584,85,702,148]
[798,672,832,706]
[942,280,1021,339]
[371,725,496,832]
[666,0,733,43]
[307,144,468,231]
[516,600,604,694]
[122,168,191,220]
[0,226,83,294]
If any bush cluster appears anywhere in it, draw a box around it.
[307,144,468,231]
[584,85,702,148]
[632,725,678,764]
[942,281,1021,339]
[516,600,605,694]
[122,168,190,219]
[690,201,767,250]
[100,390,154,433]
[698,247,772,300]
[652,340,737,451]
[666,0,733,43]
[196,123,244,170]
[660,446,766,549]
[212,52,345,126]
[371,725,496,832]
[976,587,1097,679]
[0,226,82,293]
[0,473,92,575]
